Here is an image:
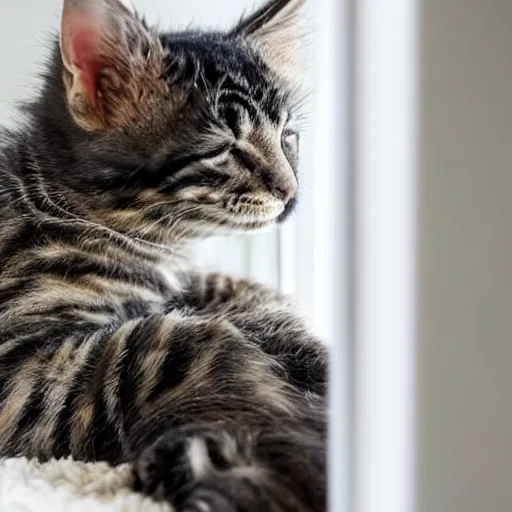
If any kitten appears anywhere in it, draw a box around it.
[0,0,328,510]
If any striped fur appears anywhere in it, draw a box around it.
[0,0,327,510]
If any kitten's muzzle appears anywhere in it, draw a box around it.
[272,180,296,204]
[266,170,297,205]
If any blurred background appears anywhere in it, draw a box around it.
[1,1,511,512]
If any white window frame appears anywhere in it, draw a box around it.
[277,2,419,512]
[276,2,353,512]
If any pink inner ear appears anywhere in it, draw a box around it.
[62,11,105,106]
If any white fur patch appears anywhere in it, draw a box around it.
[187,437,210,479]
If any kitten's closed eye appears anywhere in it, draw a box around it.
[231,147,260,174]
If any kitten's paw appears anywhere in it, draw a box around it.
[132,425,257,511]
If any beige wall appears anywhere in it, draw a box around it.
[417,1,512,510]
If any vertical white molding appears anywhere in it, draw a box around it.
[277,1,352,509]
[310,0,346,346]
[306,1,353,512]
[354,1,418,512]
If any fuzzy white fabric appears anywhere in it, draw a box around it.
[0,457,173,512]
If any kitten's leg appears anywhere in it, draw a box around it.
[171,271,329,397]
[166,272,291,315]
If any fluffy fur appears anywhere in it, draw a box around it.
[0,0,327,510]
[0,457,171,511]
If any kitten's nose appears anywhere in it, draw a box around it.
[273,179,297,204]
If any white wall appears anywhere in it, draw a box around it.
[417,1,512,511]
[0,0,60,126]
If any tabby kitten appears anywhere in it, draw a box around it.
[0,0,328,510]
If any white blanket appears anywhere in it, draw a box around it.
[0,457,172,512]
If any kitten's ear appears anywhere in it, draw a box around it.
[60,0,165,131]
[231,0,307,83]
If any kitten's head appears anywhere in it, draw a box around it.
[55,0,307,243]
